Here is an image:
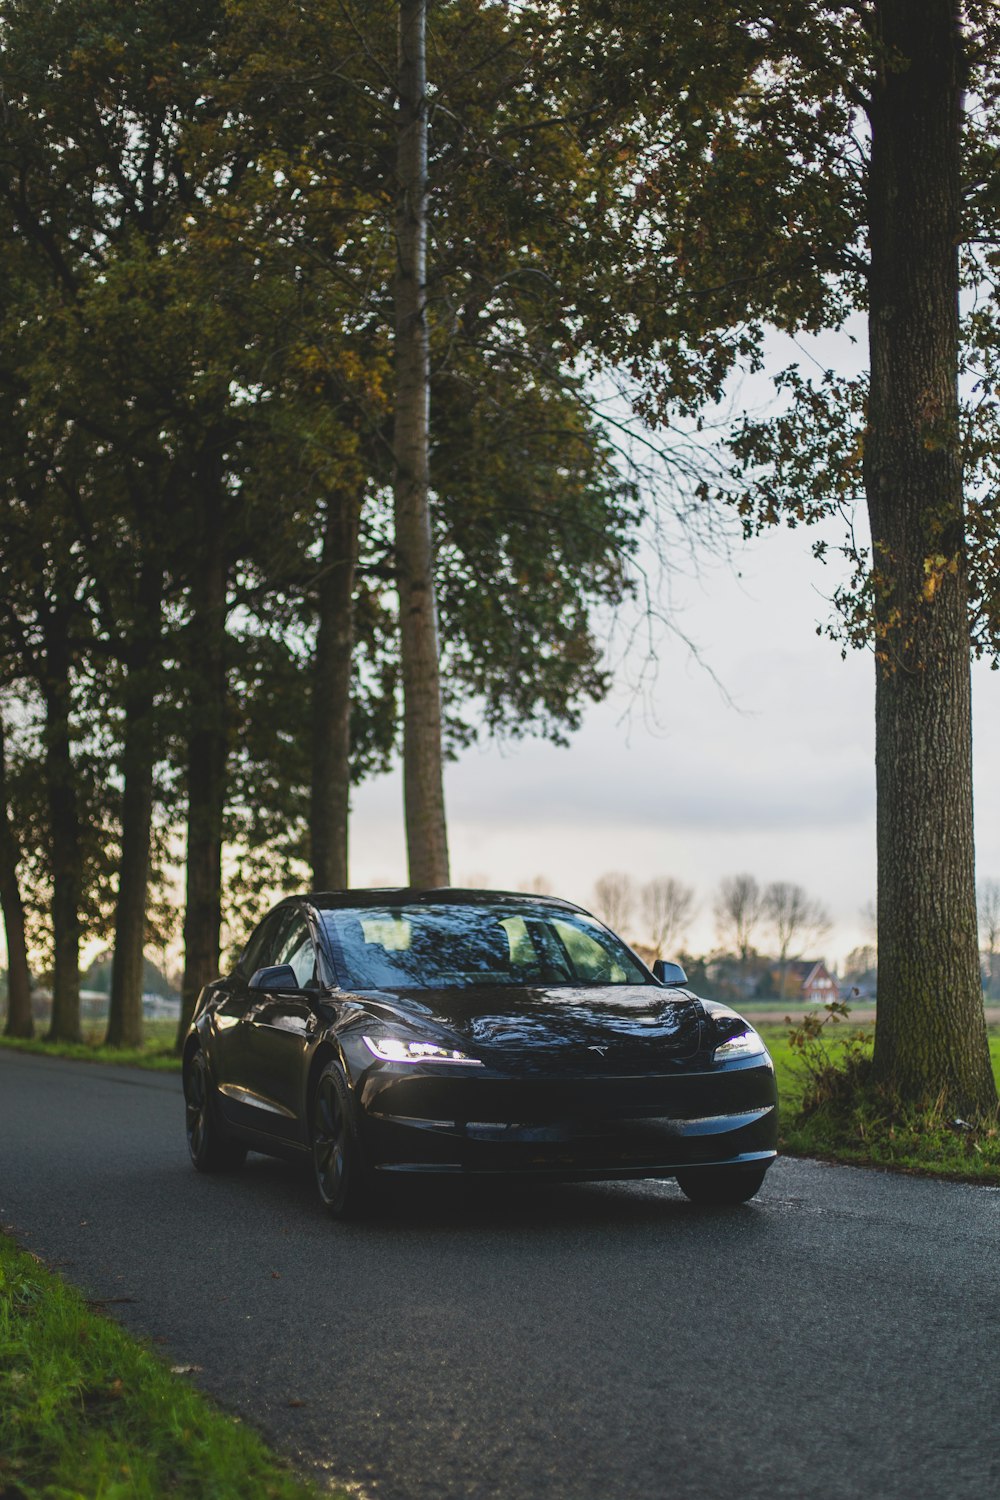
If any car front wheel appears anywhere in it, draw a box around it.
[184,1049,247,1173]
[675,1162,769,1205]
[312,1061,371,1217]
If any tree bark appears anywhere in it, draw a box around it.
[0,712,33,1038]
[393,0,450,887]
[105,563,164,1049]
[310,489,361,891]
[42,608,82,1044]
[175,517,228,1050]
[865,0,996,1116]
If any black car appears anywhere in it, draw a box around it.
[183,889,777,1214]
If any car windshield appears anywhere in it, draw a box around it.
[320,902,650,991]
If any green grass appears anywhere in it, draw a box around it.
[0,1232,339,1500]
[0,1019,182,1072]
[760,1021,1000,1184]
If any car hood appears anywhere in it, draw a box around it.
[355,984,704,1067]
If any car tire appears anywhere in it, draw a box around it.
[311,1061,371,1218]
[674,1161,770,1205]
[183,1048,247,1173]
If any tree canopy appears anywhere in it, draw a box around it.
[0,0,656,1041]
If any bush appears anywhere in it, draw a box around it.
[781,1002,1000,1180]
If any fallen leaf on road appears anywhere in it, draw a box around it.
[170,1364,203,1375]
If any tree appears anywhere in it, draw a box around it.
[763,881,831,998]
[862,0,993,1112]
[0,0,239,1046]
[394,0,450,886]
[310,489,363,891]
[714,875,762,978]
[641,877,696,958]
[592,873,636,936]
[218,0,649,894]
[564,0,998,1117]
[844,944,878,977]
[978,880,1000,998]
[0,0,723,1050]
[0,710,33,1037]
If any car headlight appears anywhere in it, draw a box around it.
[713,1028,766,1060]
[362,1034,484,1066]
[706,1005,767,1060]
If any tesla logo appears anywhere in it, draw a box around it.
[588,1045,608,1056]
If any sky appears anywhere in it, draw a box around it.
[348,516,1000,971]
[350,319,1000,972]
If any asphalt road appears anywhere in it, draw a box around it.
[1,1049,998,1500]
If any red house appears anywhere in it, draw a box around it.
[784,959,838,1004]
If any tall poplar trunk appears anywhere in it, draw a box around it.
[105,564,164,1049]
[0,713,33,1038]
[310,489,361,891]
[176,513,228,1049]
[43,609,81,1043]
[865,0,996,1116]
[393,0,450,888]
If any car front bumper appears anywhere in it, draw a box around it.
[357,1055,778,1178]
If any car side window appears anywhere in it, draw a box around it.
[239,910,285,979]
[272,913,317,989]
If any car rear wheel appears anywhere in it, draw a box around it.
[184,1049,247,1173]
[312,1061,371,1217]
[675,1162,769,1205]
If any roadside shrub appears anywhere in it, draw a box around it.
[784,999,873,1116]
[781,1001,1000,1179]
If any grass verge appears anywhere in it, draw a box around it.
[760,1020,1000,1185]
[0,1019,181,1072]
[0,1231,339,1500]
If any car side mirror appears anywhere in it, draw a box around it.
[249,963,301,994]
[652,959,688,987]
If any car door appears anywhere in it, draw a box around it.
[239,908,322,1145]
[211,906,297,1136]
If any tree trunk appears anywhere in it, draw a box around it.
[393,0,450,888]
[310,489,361,891]
[105,564,164,1049]
[175,523,228,1050]
[43,611,81,1044]
[0,712,33,1038]
[865,0,996,1116]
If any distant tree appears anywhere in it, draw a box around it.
[641,877,696,958]
[844,944,878,980]
[763,882,831,999]
[714,875,763,977]
[843,943,878,1001]
[523,875,553,896]
[978,880,1000,998]
[592,873,636,937]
